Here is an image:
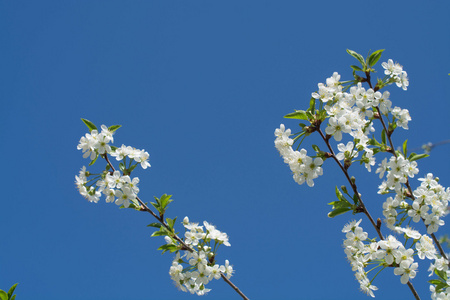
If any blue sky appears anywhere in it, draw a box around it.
[1,1,449,299]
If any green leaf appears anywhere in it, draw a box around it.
[284,110,308,120]
[335,186,346,203]
[151,231,168,237]
[368,49,384,67]
[312,144,320,152]
[128,164,138,173]
[147,222,162,228]
[158,244,179,254]
[166,217,176,230]
[119,162,126,172]
[11,296,16,300]
[108,125,122,132]
[328,207,351,218]
[81,118,97,132]
[346,49,366,68]
[88,154,98,166]
[309,97,315,112]
[160,194,173,210]
[381,129,386,145]
[150,201,160,213]
[429,279,445,285]
[436,268,448,280]
[151,226,170,237]
[7,284,17,299]
[409,153,430,162]
[402,139,408,157]
[350,65,362,71]
[0,291,7,300]
[352,193,359,205]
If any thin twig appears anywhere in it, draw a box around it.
[103,153,250,299]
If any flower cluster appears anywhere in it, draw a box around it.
[381,59,409,91]
[382,172,450,235]
[274,124,323,187]
[343,220,438,297]
[376,154,419,195]
[75,123,150,206]
[168,217,233,295]
[276,51,450,299]
[275,63,412,188]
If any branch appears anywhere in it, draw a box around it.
[103,153,251,299]
[316,128,420,300]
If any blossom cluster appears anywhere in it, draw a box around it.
[275,63,411,188]
[168,217,233,296]
[382,172,450,234]
[274,124,323,187]
[75,124,150,206]
[343,220,437,297]
[77,124,150,169]
[381,59,409,91]
[276,53,450,299]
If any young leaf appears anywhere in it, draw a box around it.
[309,97,315,112]
[166,217,175,230]
[160,194,173,210]
[151,227,169,237]
[108,124,122,132]
[381,129,387,145]
[147,222,162,228]
[328,207,351,218]
[0,290,7,300]
[350,65,362,71]
[7,284,17,299]
[81,118,97,132]
[402,139,408,157]
[409,153,430,162]
[158,244,179,254]
[128,164,138,173]
[368,49,385,67]
[346,49,366,68]
[284,110,308,120]
[88,154,98,166]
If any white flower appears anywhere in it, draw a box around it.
[325,116,351,141]
[378,235,401,265]
[224,260,234,279]
[312,83,333,103]
[336,141,358,161]
[382,59,402,77]
[135,150,151,169]
[396,71,409,90]
[342,219,362,233]
[114,186,136,208]
[394,226,421,240]
[359,277,378,298]
[394,259,418,284]
[425,215,444,234]
[416,235,437,260]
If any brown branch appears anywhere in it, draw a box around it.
[316,127,420,299]
[103,153,250,299]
